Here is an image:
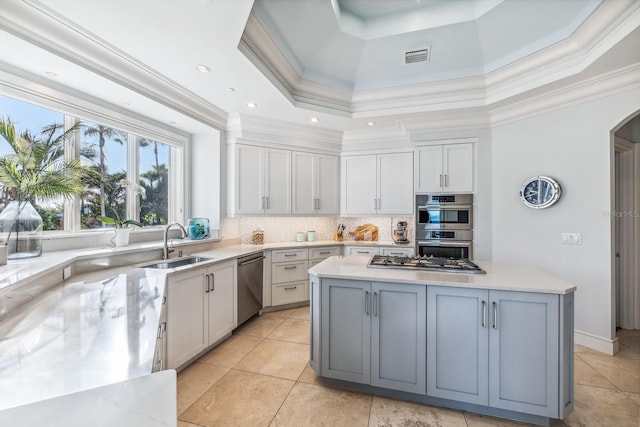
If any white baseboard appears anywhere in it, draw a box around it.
[574,330,619,355]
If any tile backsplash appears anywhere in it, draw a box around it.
[239,216,414,244]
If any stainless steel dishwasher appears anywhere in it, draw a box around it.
[237,252,264,326]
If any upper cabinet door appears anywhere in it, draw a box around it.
[415,145,444,193]
[292,153,339,215]
[341,155,377,215]
[292,151,316,214]
[316,154,339,214]
[234,145,291,215]
[264,148,291,214]
[443,143,473,193]
[415,143,473,193]
[234,144,265,215]
[377,152,413,215]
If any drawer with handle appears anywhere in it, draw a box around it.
[381,247,414,257]
[272,261,308,284]
[346,247,379,256]
[272,281,307,306]
[272,249,308,262]
[309,247,340,260]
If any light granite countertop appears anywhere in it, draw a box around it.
[309,255,577,295]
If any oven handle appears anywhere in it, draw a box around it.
[417,240,471,247]
[416,205,472,210]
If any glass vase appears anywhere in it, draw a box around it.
[0,201,44,259]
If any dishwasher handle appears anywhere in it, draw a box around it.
[238,255,265,266]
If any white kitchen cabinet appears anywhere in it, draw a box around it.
[234,144,291,215]
[415,143,473,193]
[341,152,413,215]
[427,286,563,418]
[271,248,309,306]
[309,246,341,267]
[206,261,236,346]
[381,247,414,257]
[345,246,379,256]
[166,260,236,370]
[292,152,339,215]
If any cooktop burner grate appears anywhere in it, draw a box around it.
[368,255,486,274]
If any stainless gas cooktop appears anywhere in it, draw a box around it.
[368,255,486,274]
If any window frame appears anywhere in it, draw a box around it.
[0,88,189,235]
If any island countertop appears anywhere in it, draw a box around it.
[308,256,576,295]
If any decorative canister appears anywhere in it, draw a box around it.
[295,232,306,242]
[306,230,316,242]
[252,229,264,245]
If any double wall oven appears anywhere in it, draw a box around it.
[415,194,474,259]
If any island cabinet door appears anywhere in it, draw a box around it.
[426,286,489,405]
[488,291,559,418]
[321,279,371,384]
[371,282,426,394]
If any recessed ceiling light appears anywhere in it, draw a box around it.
[45,71,57,77]
[195,64,210,73]
[367,121,376,126]
[247,102,257,108]
[310,117,319,123]
[227,87,236,92]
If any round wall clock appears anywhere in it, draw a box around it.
[520,176,562,209]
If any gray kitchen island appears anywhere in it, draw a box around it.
[308,255,576,426]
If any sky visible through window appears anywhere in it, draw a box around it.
[0,95,164,172]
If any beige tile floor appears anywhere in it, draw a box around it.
[177,306,640,427]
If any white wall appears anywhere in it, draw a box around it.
[490,87,640,351]
[191,130,222,231]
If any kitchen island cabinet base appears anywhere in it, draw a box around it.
[313,376,560,427]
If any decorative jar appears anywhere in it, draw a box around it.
[0,201,43,259]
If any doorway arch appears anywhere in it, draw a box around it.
[610,110,640,338]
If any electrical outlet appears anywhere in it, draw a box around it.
[561,233,581,245]
[63,266,72,280]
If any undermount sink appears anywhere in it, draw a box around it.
[142,256,214,269]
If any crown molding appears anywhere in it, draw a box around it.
[1,0,228,130]
[241,0,640,118]
[489,62,640,127]
[0,63,189,145]
[226,113,343,153]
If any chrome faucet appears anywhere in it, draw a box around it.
[163,223,188,259]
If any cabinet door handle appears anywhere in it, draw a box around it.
[205,274,210,293]
[284,266,297,270]
[211,274,215,292]
[492,301,498,329]
[373,292,378,317]
[444,174,448,187]
[284,254,297,257]
[481,300,487,328]
[284,286,297,290]
[389,252,403,255]
[319,251,331,255]
[356,251,369,254]
[365,291,370,315]
[439,174,443,187]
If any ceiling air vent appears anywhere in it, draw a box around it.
[405,48,430,64]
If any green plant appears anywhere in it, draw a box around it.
[98,209,142,229]
[0,117,98,205]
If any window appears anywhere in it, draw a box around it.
[138,137,170,226]
[79,120,128,229]
[0,94,183,234]
[0,96,66,230]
